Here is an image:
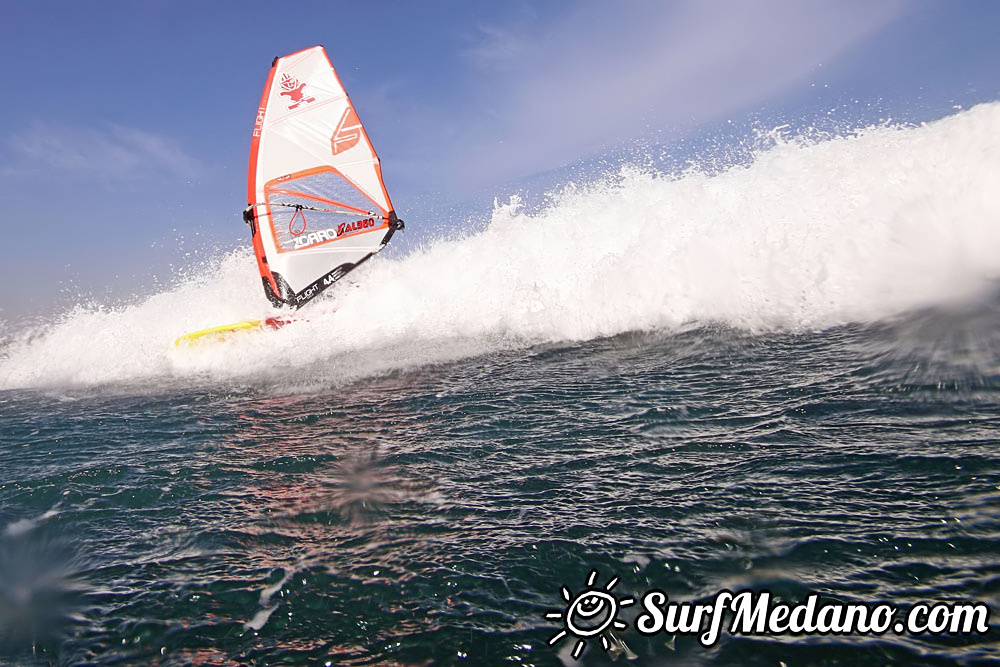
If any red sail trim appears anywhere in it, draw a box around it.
[248,58,280,296]
[316,48,395,216]
[246,46,402,308]
[267,188,376,216]
[264,166,388,255]
[265,165,387,215]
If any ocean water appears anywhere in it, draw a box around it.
[1,104,999,665]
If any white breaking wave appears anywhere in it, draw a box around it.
[2,103,1000,390]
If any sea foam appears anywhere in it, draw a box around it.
[2,103,999,390]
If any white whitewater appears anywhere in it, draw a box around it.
[2,103,999,390]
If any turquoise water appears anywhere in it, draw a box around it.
[1,304,998,665]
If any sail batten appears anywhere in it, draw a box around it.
[245,46,400,309]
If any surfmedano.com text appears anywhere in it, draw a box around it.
[635,589,990,646]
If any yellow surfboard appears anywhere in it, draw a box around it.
[173,319,264,347]
[174,315,301,347]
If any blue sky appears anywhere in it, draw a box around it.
[1,0,998,319]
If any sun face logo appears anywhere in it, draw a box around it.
[545,570,635,659]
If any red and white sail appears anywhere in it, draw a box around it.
[245,46,402,308]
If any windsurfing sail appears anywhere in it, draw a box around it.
[245,46,403,309]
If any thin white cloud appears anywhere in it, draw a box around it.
[4,121,205,185]
[447,0,908,189]
[463,6,540,74]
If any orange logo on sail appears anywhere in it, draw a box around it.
[331,107,362,155]
[279,73,315,110]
